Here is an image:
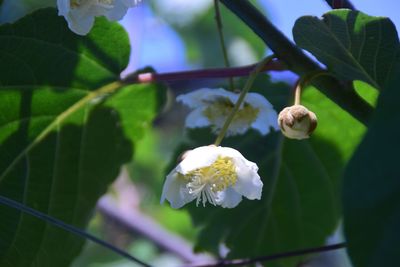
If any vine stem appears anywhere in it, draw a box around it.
[122,59,286,84]
[214,56,274,146]
[324,0,356,10]
[186,242,347,267]
[214,0,235,90]
[0,195,151,267]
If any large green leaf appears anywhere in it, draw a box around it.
[167,76,365,266]
[293,10,399,90]
[343,50,400,266]
[0,9,164,266]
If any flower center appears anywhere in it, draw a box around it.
[70,0,80,7]
[183,156,238,206]
[202,97,259,133]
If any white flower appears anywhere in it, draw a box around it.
[57,0,141,35]
[161,145,263,209]
[177,88,279,136]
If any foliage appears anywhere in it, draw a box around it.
[343,46,400,267]
[168,76,365,266]
[0,9,165,267]
[0,2,399,267]
[293,9,400,267]
[293,10,399,90]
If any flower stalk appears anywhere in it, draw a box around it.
[214,56,275,146]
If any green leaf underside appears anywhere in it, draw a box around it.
[0,9,164,266]
[293,10,399,90]
[169,76,365,267]
[343,52,400,266]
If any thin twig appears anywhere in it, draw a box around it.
[122,59,286,84]
[186,243,347,267]
[214,0,235,90]
[324,0,356,10]
[0,195,151,267]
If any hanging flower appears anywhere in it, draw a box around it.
[57,0,141,35]
[177,88,279,136]
[161,145,263,209]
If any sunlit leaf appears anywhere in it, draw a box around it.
[293,10,399,90]
[0,9,164,266]
[343,52,400,267]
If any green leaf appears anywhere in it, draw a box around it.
[167,76,365,266]
[343,52,400,266]
[293,10,399,90]
[353,80,379,107]
[0,9,164,266]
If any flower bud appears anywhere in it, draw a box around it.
[277,105,317,140]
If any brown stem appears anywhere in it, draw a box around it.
[185,243,347,267]
[122,59,286,84]
[324,0,356,10]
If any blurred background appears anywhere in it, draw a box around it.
[70,1,399,266]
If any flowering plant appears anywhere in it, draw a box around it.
[0,1,395,267]
[161,145,263,208]
[177,88,279,136]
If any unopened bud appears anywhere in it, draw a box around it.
[278,105,317,140]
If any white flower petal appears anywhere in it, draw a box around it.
[66,12,95,36]
[161,170,194,209]
[177,88,238,108]
[57,0,138,35]
[177,88,218,108]
[185,108,210,128]
[57,0,70,17]
[251,107,279,134]
[176,146,221,174]
[232,158,263,200]
[121,0,142,7]
[216,146,247,159]
[216,187,243,208]
[105,0,128,21]
[245,93,274,109]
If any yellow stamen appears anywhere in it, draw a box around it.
[70,0,80,8]
[202,98,259,130]
[185,156,237,192]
